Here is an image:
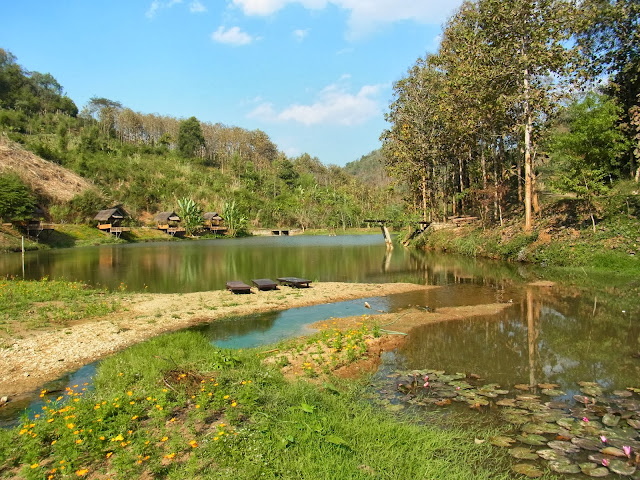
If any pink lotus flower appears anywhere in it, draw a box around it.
[602,458,609,467]
[623,446,631,457]
[423,382,429,388]
[600,435,607,443]
[424,375,429,382]
[582,417,589,422]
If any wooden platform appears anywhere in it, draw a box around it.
[226,281,252,294]
[277,277,312,288]
[252,278,278,291]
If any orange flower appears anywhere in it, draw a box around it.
[75,468,89,476]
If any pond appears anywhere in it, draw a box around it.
[1,236,639,451]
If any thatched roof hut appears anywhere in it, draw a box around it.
[154,211,181,223]
[94,206,128,223]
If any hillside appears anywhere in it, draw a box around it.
[0,135,93,202]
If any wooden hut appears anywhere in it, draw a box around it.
[94,206,130,237]
[22,207,54,237]
[154,211,185,236]
[203,212,227,234]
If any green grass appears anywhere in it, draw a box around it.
[0,330,519,479]
[0,278,123,335]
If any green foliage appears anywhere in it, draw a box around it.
[69,190,107,223]
[0,173,36,222]
[177,197,202,235]
[222,199,248,237]
[177,116,204,158]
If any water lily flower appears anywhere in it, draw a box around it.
[602,458,609,467]
[424,375,429,382]
[582,417,589,422]
[600,435,607,443]
[623,446,631,457]
[423,382,429,388]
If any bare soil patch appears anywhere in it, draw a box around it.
[0,282,429,398]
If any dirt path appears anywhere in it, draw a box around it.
[0,282,430,398]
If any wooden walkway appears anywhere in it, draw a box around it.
[226,281,252,294]
[252,279,278,291]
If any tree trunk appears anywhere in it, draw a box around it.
[524,67,534,231]
[421,175,428,222]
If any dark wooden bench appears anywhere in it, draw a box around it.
[251,279,278,291]
[277,277,312,288]
[226,281,252,294]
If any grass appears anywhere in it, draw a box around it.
[0,330,519,479]
[0,278,123,337]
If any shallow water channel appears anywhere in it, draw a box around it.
[1,236,639,450]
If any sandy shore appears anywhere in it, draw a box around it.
[0,282,430,397]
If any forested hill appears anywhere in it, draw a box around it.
[0,48,400,233]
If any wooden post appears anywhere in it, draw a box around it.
[22,236,25,278]
[381,224,393,250]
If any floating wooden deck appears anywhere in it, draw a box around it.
[251,278,278,291]
[277,277,312,288]
[226,281,252,294]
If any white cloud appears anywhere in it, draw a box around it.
[247,79,384,126]
[211,26,254,46]
[230,0,461,36]
[189,0,207,13]
[292,29,309,41]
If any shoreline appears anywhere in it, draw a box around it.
[0,282,430,398]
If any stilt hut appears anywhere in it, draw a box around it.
[154,211,185,236]
[94,206,130,237]
[203,212,227,234]
[23,207,54,237]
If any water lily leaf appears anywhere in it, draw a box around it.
[517,394,540,401]
[613,390,633,398]
[449,381,473,390]
[515,384,532,391]
[600,447,626,457]
[325,435,349,447]
[571,437,603,451]
[497,398,518,407]
[581,386,604,397]
[627,419,640,429]
[516,434,548,446]
[509,447,539,460]
[602,413,620,427]
[542,389,566,397]
[626,387,640,394]
[467,397,489,407]
[538,383,559,389]
[579,463,610,477]
[490,435,515,447]
[574,395,593,404]
[609,459,636,476]
[533,411,565,423]
[522,422,559,435]
[548,440,581,454]
[557,418,576,429]
[477,390,498,398]
[537,448,566,461]
[549,460,581,474]
[511,463,544,478]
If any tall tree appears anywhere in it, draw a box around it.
[177,116,205,158]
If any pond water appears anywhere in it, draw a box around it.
[1,235,639,438]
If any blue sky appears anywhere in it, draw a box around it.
[1,0,462,166]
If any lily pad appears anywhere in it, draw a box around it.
[613,390,633,398]
[522,423,558,435]
[509,447,539,460]
[517,394,541,401]
[580,463,611,477]
[549,460,581,474]
[538,383,559,389]
[515,384,531,391]
[537,448,566,461]
[497,398,518,407]
[609,459,636,476]
[601,446,626,457]
[542,389,566,397]
[512,463,544,478]
[548,440,581,454]
[490,435,515,447]
[627,419,640,429]
[571,437,604,451]
[581,386,604,397]
[602,413,621,427]
[516,434,548,446]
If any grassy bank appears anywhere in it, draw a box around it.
[0,329,517,480]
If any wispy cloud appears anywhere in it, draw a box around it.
[292,29,309,41]
[211,26,254,46]
[189,0,207,13]
[146,0,183,18]
[230,0,461,37]
[247,78,384,126]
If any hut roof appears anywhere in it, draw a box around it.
[155,211,181,222]
[94,206,127,222]
[203,212,222,220]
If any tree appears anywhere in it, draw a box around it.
[0,173,36,222]
[549,92,629,230]
[177,116,205,158]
